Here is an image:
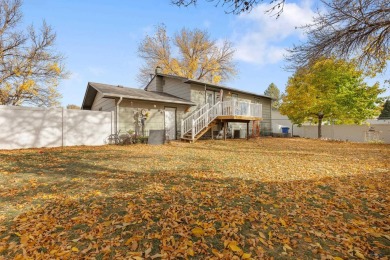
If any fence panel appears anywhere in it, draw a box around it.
[297,124,390,143]
[0,105,113,150]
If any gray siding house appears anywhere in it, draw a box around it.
[81,73,272,142]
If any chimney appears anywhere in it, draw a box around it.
[155,66,162,75]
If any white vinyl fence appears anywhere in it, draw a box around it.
[0,105,114,150]
[294,124,390,143]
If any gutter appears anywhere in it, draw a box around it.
[116,96,123,132]
[103,94,196,106]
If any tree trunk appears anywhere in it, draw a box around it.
[317,114,324,138]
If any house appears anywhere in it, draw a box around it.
[81,72,272,142]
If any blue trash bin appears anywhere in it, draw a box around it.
[281,127,290,134]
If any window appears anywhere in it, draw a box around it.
[253,98,261,104]
[206,90,214,105]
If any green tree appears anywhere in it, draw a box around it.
[137,24,237,85]
[0,0,67,107]
[280,57,384,138]
[264,83,281,109]
[378,100,390,120]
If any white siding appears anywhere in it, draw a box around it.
[271,110,293,134]
[91,92,116,112]
[118,100,187,139]
[145,77,158,92]
[191,84,206,108]
[163,77,191,101]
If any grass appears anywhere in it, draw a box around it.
[0,138,389,259]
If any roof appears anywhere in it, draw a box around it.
[82,82,196,109]
[152,73,273,100]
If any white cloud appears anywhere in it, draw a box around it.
[88,67,106,76]
[232,0,315,65]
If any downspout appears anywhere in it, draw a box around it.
[116,96,123,133]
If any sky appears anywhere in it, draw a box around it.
[22,0,389,107]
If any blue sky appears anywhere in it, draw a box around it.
[22,0,389,106]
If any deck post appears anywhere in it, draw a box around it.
[181,119,184,138]
[192,119,195,141]
[247,121,249,140]
[223,122,227,141]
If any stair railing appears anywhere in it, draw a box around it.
[181,103,209,138]
[182,101,263,140]
[192,102,221,140]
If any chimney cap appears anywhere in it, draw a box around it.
[155,66,162,74]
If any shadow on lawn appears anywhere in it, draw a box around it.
[1,167,389,259]
[0,143,389,258]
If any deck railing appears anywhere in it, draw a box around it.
[181,103,209,137]
[181,100,262,139]
[221,100,262,117]
[192,102,221,139]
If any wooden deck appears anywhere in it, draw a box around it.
[216,115,262,122]
[181,101,263,142]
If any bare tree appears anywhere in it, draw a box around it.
[172,0,286,17]
[138,24,237,85]
[287,0,390,74]
[0,0,67,107]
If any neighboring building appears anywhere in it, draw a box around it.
[81,73,272,142]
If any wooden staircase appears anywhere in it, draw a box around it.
[180,100,262,143]
[181,120,217,143]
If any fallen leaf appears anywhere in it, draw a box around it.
[212,248,223,258]
[187,248,194,256]
[355,251,365,259]
[228,241,242,252]
[192,227,205,237]
[279,218,287,227]
[20,235,28,245]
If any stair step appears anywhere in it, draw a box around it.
[180,137,193,143]
[181,118,219,143]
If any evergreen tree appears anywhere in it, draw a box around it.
[264,83,281,109]
[378,100,390,119]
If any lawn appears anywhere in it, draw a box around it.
[0,138,389,259]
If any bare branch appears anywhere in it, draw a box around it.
[172,0,285,16]
[286,0,390,75]
[0,0,67,106]
[137,25,237,85]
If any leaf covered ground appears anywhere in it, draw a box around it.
[0,138,389,259]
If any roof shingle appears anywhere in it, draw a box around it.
[87,82,195,106]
